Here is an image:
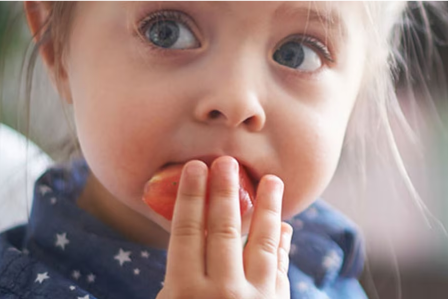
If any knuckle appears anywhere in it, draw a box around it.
[215,186,239,200]
[180,189,204,202]
[278,248,290,275]
[172,221,202,238]
[262,202,281,218]
[257,236,278,255]
[209,220,240,240]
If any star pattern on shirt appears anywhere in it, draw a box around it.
[50,197,57,205]
[78,295,90,299]
[72,270,81,280]
[69,285,76,291]
[292,218,304,230]
[55,232,70,250]
[290,244,298,256]
[322,250,342,270]
[114,248,132,266]
[39,185,52,196]
[297,281,309,292]
[306,207,319,219]
[35,272,50,284]
[87,273,96,283]
[7,247,20,253]
[141,250,150,258]
[133,268,140,275]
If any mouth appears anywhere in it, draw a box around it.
[165,155,261,192]
[143,155,261,221]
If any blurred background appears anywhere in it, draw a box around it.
[0,2,447,298]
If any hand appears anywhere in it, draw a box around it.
[157,156,293,299]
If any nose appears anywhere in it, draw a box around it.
[193,53,266,132]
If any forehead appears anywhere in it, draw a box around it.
[121,0,364,24]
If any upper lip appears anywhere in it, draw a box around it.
[165,154,262,186]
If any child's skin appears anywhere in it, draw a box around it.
[26,1,367,297]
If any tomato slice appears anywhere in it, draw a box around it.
[142,163,256,220]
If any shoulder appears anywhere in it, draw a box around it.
[287,199,366,296]
[0,226,91,298]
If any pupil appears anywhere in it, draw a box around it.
[148,21,180,48]
[273,41,305,69]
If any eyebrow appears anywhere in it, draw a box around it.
[272,2,345,35]
[201,1,234,14]
[128,1,346,37]
[128,1,234,13]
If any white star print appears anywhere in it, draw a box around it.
[322,250,342,270]
[306,207,318,219]
[297,281,309,292]
[72,270,81,280]
[292,219,304,230]
[78,295,90,299]
[289,244,298,256]
[114,248,132,266]
[50,197,57,204]
[133,268,140,275]
[161,281,165,287]
[141,250,150,258]
[35,272,50,284]
[69,285,76,291]
[55,233,70,250]
[39,185,52,195]
[87,273,96,283]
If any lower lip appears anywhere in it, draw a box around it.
[142,163,256,221]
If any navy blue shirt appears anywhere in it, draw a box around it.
[0,159,366,298]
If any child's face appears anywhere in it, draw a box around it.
[62,2,366,234]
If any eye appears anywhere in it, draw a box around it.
[273,37,332,72]
[139,11,200,50]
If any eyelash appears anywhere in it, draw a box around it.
[136,10,334,63]
[136,10,198,55]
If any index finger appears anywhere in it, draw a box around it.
[166,161,208,280]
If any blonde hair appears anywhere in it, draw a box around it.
[343,2,448,232]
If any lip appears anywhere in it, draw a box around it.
[163,154,261,191]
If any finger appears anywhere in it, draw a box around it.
[244,175,284,288]
[166,160,208,281]
[206,156,245,281]
[276,222,293,297]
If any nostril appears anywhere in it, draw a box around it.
[208,110,221,119]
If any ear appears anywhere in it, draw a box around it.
[24,1,73,104]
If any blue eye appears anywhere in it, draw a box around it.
[273,37,331,72]
[139,11,199,50]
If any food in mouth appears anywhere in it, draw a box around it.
[142,162,256,220]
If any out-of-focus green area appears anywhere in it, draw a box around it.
[0,2,28,131]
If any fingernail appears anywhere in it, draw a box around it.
[186,161,206,176]
[268,176,284,195]
[282,223,293,253]
[216,157,238,173]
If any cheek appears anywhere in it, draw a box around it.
[69,71,177,205]
[276,101,352,220]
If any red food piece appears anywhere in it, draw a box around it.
[142,163,256,220]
